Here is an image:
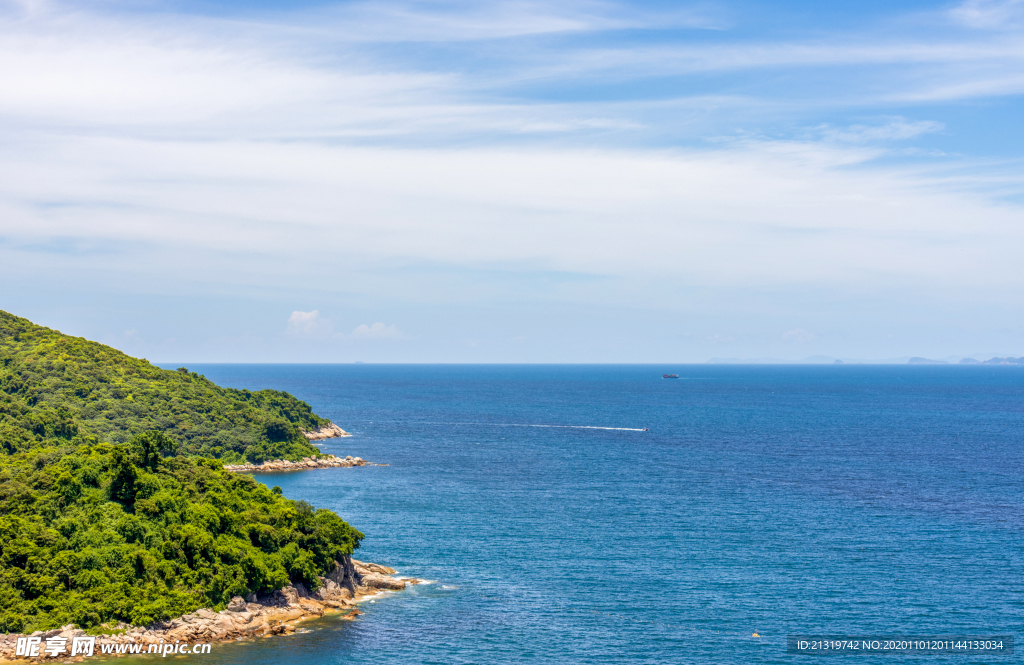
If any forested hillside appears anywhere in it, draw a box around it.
[0,310,326,463]
[0,311,364,633]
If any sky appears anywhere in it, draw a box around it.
[1,0,1023,363]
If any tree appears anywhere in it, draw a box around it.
[108,445,137,507]
[129,430,178,470]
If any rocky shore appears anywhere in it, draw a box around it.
[301,423,351,440]
[0,558,418,661]
[222,455,375,473]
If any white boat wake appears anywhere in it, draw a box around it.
[421,422,647,432]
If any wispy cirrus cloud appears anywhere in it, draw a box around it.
[817,118,945,143]
[293,0,729,42]
[1,0,1023,142]
[950,0,1024,29]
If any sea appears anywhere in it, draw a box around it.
[167,364,1024,664]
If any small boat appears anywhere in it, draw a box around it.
[663,374,679,379]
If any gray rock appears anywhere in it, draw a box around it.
[327,556,359,595]
[313,577,353,602]
[226,597,247,613]
[276,586,301,606]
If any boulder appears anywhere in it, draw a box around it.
[226,597,247,613]
[358,573,406,591]
[301,423,351,440]
[262,586,301,607]
[280,586,301,606]
[314,577,354,603]
[352,559,397,575]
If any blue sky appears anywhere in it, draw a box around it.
[1,0,1023,362]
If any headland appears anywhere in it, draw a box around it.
[222,455,378,473]
[0,558,420,661]
[302,423,352,440]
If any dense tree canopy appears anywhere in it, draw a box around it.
[0,311,364,633]
[0,310,328,463]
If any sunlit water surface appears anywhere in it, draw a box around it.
[159,364,1024,664]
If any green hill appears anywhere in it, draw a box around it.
[0,310,326,464]
[0,311,363,633]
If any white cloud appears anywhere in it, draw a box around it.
[2,135,1023,301]
[0,10,448,134]
[894,73,1024,102]
[350,322,403,340]
[288,312,404,342]
[0,1,722,143]
[286,310,333,336]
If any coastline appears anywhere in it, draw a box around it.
[301,423,351,440]
[222,455,380,473]
[0,558,419,661]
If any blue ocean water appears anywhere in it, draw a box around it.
[171,364,1024,663]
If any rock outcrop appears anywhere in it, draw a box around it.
[351,559,406,590]
[0,557,419,661]
[223,455,374,473]
[301,423,351,440]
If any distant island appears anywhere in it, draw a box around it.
[708,355,1024,365]
[0,309,397,640]
[910,356,1024,365]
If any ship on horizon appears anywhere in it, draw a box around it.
[663,374,679,379]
